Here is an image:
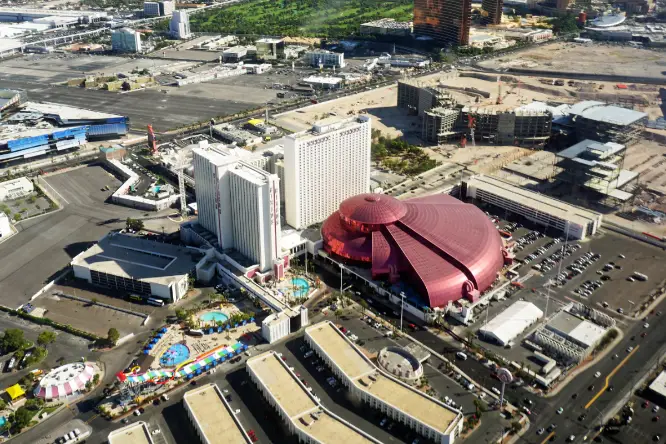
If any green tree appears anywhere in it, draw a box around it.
[107,328,120,345]
[125,217,144,232]
[93,373,100,385]
[0,329,29,353]
[24,398,44,411]
[552,14,579,34]
[358,299,368,314]
[37,331,57,347]
[10,407,34,431]
[510,420,522,434]
[26,346,47,366]
[334,309,343,322]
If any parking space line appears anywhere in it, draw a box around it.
[41,177,69,205]
[585,345,640,409]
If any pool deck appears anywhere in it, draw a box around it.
[147,322,260,371]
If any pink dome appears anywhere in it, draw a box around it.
[321,194,506,308]
[339,193,408,225]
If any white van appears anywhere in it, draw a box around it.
[456,352,468,361]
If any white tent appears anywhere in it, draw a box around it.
[479,301,543,346]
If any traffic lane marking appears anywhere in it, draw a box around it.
[585,345,640,409]
[540,431,555,444]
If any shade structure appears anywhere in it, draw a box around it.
[34,363,95,400]
[322,193,508,308]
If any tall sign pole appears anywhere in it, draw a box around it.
[496,367,513,409]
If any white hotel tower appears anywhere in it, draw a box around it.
[193,145,281,274]
[284,115,371,229]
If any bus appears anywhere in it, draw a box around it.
[147,298,165,307]
[632,272,648,281]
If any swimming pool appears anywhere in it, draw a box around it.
[159,343,190,367]
[200,311,229,324]
[0,417,6,428]
[292,277,310,298]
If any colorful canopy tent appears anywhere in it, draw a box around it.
[34,363,95,400]
[5,384,25,401]
[124,341,248,383]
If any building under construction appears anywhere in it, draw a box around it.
[397,80,457,117]
[567,101,647,146]
[481,0,503,25]
[399,79,553,146]
[423,106,553,146]
[413,0,472,46]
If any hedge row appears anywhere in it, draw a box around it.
[0,306,100,341]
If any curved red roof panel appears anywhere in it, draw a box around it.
[322,193,505,308]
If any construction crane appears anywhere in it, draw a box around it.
[468,114,476,147]
[147,125,157,155]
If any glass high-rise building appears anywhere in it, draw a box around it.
[413,0,472,46]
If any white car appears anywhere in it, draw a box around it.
[567,435,576,442]
[644,323,649,328]
[594,371,601,378]
[557,407,564,415]
[627,346,634,353]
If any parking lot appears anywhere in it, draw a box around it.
[0,165,180,309]
[0,311,94,387]
[602,393,664,444]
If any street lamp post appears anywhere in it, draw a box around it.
[399,291,405,332]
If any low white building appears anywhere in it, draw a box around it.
[0,212,14,240]
[71,232,201,302]
[479,301,543,346]
[183,383,252,444]
[305,50,345,68]
[246,351,382,444]
[302,75,343,89]
[108,421,154,444]
[0,177,33,201]
[305,321,464,444]
[261,311,291,343]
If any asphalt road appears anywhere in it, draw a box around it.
[359,291,666,444]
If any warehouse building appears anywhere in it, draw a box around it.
[0,177,33,201]
[108,421,154,444]
[71,232,201,302]
[183,383,252,444]
[246,351,381,444]
[464,175,603,240]
[648,371,666,405]
[532,303,612,364]
[479,301,543,346]
[305,321,464,444]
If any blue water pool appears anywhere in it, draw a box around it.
[159,343,190,367]
[200,311,229,324]
[292,277,310,298]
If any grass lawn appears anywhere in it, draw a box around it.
[190,0,413,38]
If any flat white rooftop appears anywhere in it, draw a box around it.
[71,232,200,286]
[22,101,123,121]
[305,322,460,435]
[108,422,154,444]
[183,383,251,444]
[649,370,666,398]
[466,175,601,227]
[247,351,378,444]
